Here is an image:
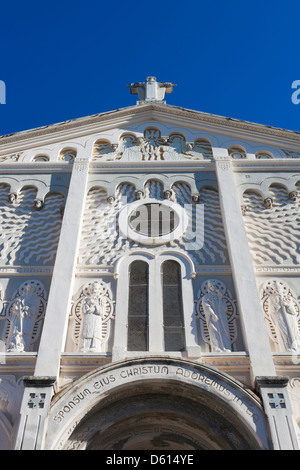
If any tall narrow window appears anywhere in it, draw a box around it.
[162,260,185,351]
[127,261,149,351]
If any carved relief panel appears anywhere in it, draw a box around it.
[0,280,47,353]
[242,184,300,266]
[0,185,64,266]
[68,280,115,353]
[195,279,238,352]
[261,280,300,353]
[78,179,229,268]
[92,128,213,162]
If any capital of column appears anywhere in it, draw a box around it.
[23,376,57,387]
[255,376,289,391]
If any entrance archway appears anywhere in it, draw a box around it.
[44,358,271,450]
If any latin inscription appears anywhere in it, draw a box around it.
[53,364,259,425]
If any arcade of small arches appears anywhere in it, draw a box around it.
[1,126,300,163]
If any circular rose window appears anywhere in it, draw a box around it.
[119,198,188,245]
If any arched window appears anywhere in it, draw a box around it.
[162,260,185,351]
[113,255,200,360]
[127,260,149,351]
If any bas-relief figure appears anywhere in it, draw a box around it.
[195,279,237,353]
[71,281,114,353]
[92,128,207,162]
[3,281,47,353]
[79,282,106,352]
[7,284,40,352]
[261,280,300,353]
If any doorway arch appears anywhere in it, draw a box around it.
[44,358,271,450]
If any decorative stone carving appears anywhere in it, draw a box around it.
[127,76,176,103]
[0,153,21,163]
[106,196,115,204]
[261,280,300,353]
[289,191,298,202]
[242,186,300,266]
[191,194,200,203]
[0,375,24,422]
[263,197,273,209]
[228,147,246,159]
[2,280,47,353]
[58,149,76,163]
[288,378,300,440]
[256,152,273,159]
[282,150,300,158]
[32,155,49,162]
[8,193,17,204]
[135,190,144,200]
[0,283,3,315]
[92,128,209,162]
[195,279,238,352]
[163,189,172,200]
[78,183,228,267]
[33,198,44,210]
[71,281,114,353]
[0,185,64,266]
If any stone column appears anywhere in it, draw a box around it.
[256,377,299,450]
[213,150,276,379]
[14,150,91,449]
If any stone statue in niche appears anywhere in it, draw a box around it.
[79,282,106,352]
[71,280,114,353]
[261,280,300,353]
[3,281,47,352]
[195,279,237,352]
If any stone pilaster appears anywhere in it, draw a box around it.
[34,153,91,378]
[255,376,299,450]
[213,150,276,380]
[14,376,56,450]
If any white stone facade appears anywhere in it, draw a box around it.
[0,78,300,449]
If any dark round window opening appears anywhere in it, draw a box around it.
[128,203,180,238]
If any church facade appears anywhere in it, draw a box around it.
[0,77,300,450]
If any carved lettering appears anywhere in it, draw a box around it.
[52,365,259,426]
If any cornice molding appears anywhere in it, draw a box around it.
[1,103,300,151]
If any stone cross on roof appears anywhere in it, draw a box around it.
[127,76,176,104]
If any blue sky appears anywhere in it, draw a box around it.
[1,0,300,137]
